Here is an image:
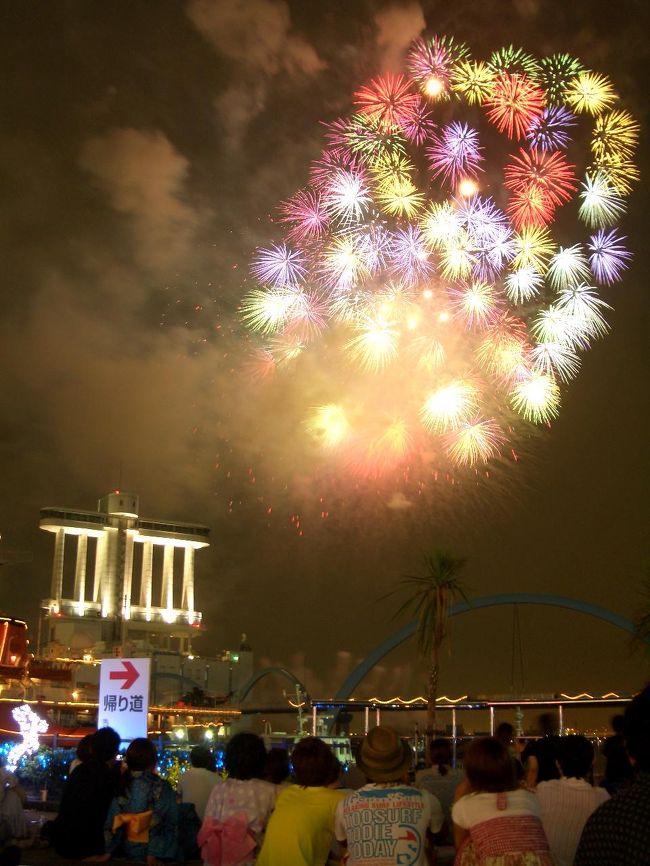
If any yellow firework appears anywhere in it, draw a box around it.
[322,235,370,288]
[375,175,425,218]
[240,287,299,335]
[308,404,350,448]
[591,110,640,160]
[445,418,505,466]
[510,371,561,423]
[439,232,476,280]
[454,280,499,328]
[369,151,416,184]
[589,153,640,196]
[564,71,617,115]
[476,333,527,380]
[511,225,556,272]
[450,60,496,104]
[410,335,447,372]
[420,201,464,250]
[370,418,411,460]
[420,380,480,433]
[346,311,400,371]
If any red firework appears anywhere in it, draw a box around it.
[507,185,555,228]
[485,74,545,139]
[353,73,421,130]
[504,148,577,207]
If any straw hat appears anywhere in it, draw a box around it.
[357,726,412,782]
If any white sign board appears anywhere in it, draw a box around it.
[98,658,151,743]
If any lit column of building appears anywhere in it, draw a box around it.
[50,528,65,608]
[182,547,195,620]
[122,530,135,620]
[140,542,153,620]
[161,546,174,619]
[101,528,119,617]
[74,534,88,615]
[93,533,108,603]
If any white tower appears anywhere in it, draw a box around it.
[40,491,209,656]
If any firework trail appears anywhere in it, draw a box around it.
[241,36,638,479]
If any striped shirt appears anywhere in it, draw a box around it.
[536,777,609,866]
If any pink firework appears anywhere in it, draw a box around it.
[399,98,437,145]
[353,73,420,130]
[309,148,363,191]
[406,35,470,89]
[485,74,545,139]
[279,189,330,241]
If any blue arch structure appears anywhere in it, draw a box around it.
[237,666,310,703]
[335,593,643,700]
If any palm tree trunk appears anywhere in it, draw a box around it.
[425,644,439,758]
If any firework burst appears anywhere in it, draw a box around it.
[243,35,637,480]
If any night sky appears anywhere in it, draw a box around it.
[1,0,648,709]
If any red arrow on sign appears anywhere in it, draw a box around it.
[109,660,140,690]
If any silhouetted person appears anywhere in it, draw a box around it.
[523,713,560,786]
[52,726,120,860]
[575,684,650,865]
[263,747,290,785]
[496,721,524,781]
[69,733,94,775]
[601,713,634,795]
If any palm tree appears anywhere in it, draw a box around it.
[390,549,468,750]
[633,565,650,650]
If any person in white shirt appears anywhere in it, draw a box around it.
[178,745,219,820]
[335,726,444,866]
[536,735,609,866]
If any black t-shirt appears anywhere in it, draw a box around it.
[522,736,560,783]
[53,758,119,858]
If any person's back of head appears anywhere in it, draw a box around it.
[225,732,267,781]
[190,745,212,770]
[611,713,625,736]
[537,713,557,737]
[76,734,94,763]
[429,738,452,776]
[291,737,340,787]
[92,727,121,762]
[624,683,650,772]
[463,737,517,793]
[495,722,515,745]
[263,748,290,785]
[556,735,594,779]
[125,738,157,773]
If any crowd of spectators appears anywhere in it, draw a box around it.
[34,681,650,865]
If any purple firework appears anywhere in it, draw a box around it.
[588,229,632,285]
[427,122,484,185]
[526,106,577,151]
[388,225,435,284]
[252,243,307,288]
[279,189,330,241]
[457,196,514,279]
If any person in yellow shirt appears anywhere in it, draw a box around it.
[257,737,345,866]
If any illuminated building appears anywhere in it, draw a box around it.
[40,491,208,655]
